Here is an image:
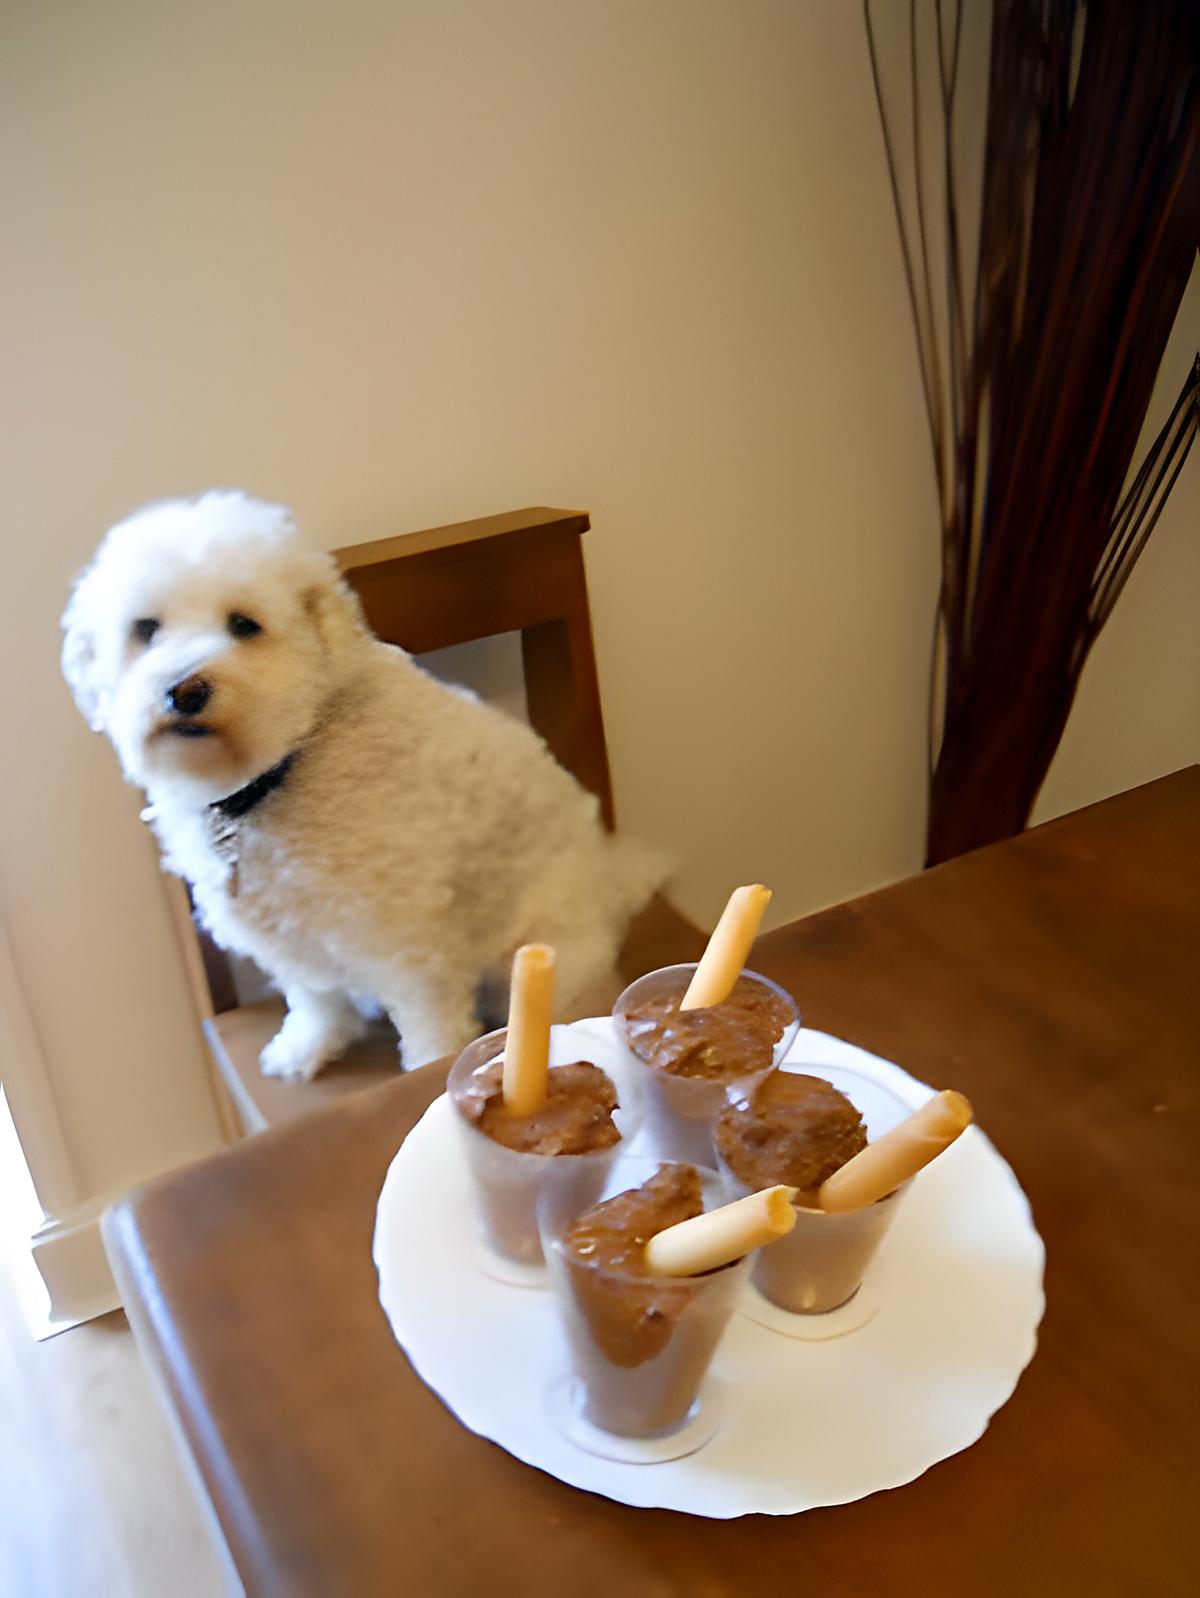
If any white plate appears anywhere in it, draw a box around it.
[373,1026,1045,1517]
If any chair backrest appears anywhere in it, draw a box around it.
[190,507,613,1015]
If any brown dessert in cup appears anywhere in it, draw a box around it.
[715,1069,972,1314]
[539,1157,794,1438]
[449,946,641,1266]
[614,886,800,1163]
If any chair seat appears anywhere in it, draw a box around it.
[207,892,705,1132]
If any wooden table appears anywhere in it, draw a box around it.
[105,769,1200,1596]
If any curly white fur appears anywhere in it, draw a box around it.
[62,492,665,1078]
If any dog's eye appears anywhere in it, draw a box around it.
[228,612,262,639]
[133,617,160,644]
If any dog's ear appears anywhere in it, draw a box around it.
[302,557,369,657]
[61,570,109,732]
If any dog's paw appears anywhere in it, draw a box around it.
[259,992,368,1081]
[259,1032,327,1082]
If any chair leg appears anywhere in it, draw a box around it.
[522,612,615,830]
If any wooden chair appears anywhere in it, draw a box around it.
[181,506,704,1135]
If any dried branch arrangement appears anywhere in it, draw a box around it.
[866,0,1199,863]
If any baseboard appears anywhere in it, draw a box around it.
[30,1197,121,1327]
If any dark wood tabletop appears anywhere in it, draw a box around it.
[105,768,1200,1597]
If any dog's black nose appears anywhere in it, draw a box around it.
[167,675,212,717]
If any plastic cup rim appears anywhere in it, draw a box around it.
[447,1024,637,1165]
[614,962,800,1024]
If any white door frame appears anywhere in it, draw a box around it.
[0,920,119,1323]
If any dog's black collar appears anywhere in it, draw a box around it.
[211,753,297,821]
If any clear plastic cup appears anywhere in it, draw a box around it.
[752,1182,911,1313]
[613,964,800,1165]
[720,1065,914,1314]
[448,1021,642,1266]
[538,1155,752,1439]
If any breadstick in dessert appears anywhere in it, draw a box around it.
[644,1184,797,1276]
[680,884,773,1010]
[502,944,555,1116]
[816,1090,973,1213]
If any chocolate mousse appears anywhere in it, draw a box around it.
[551,1163,749,1436]
[457,1058,620,1155]
[714,1073,913,1314]
[623,973,795,1082]
[563,1163,704,1368]
[714,1072,867,1200]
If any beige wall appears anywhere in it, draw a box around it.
[1,1,1194,1204]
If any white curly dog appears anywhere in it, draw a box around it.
[62,491,664,1079]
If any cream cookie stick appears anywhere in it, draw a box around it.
[643,1184,797,1276]
[817,1090,973,1213]
[501,944,555,1116]
[680,884,773,1010]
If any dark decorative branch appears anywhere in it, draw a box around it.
[865,0,1200,863]
[1089,357,1200,632]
